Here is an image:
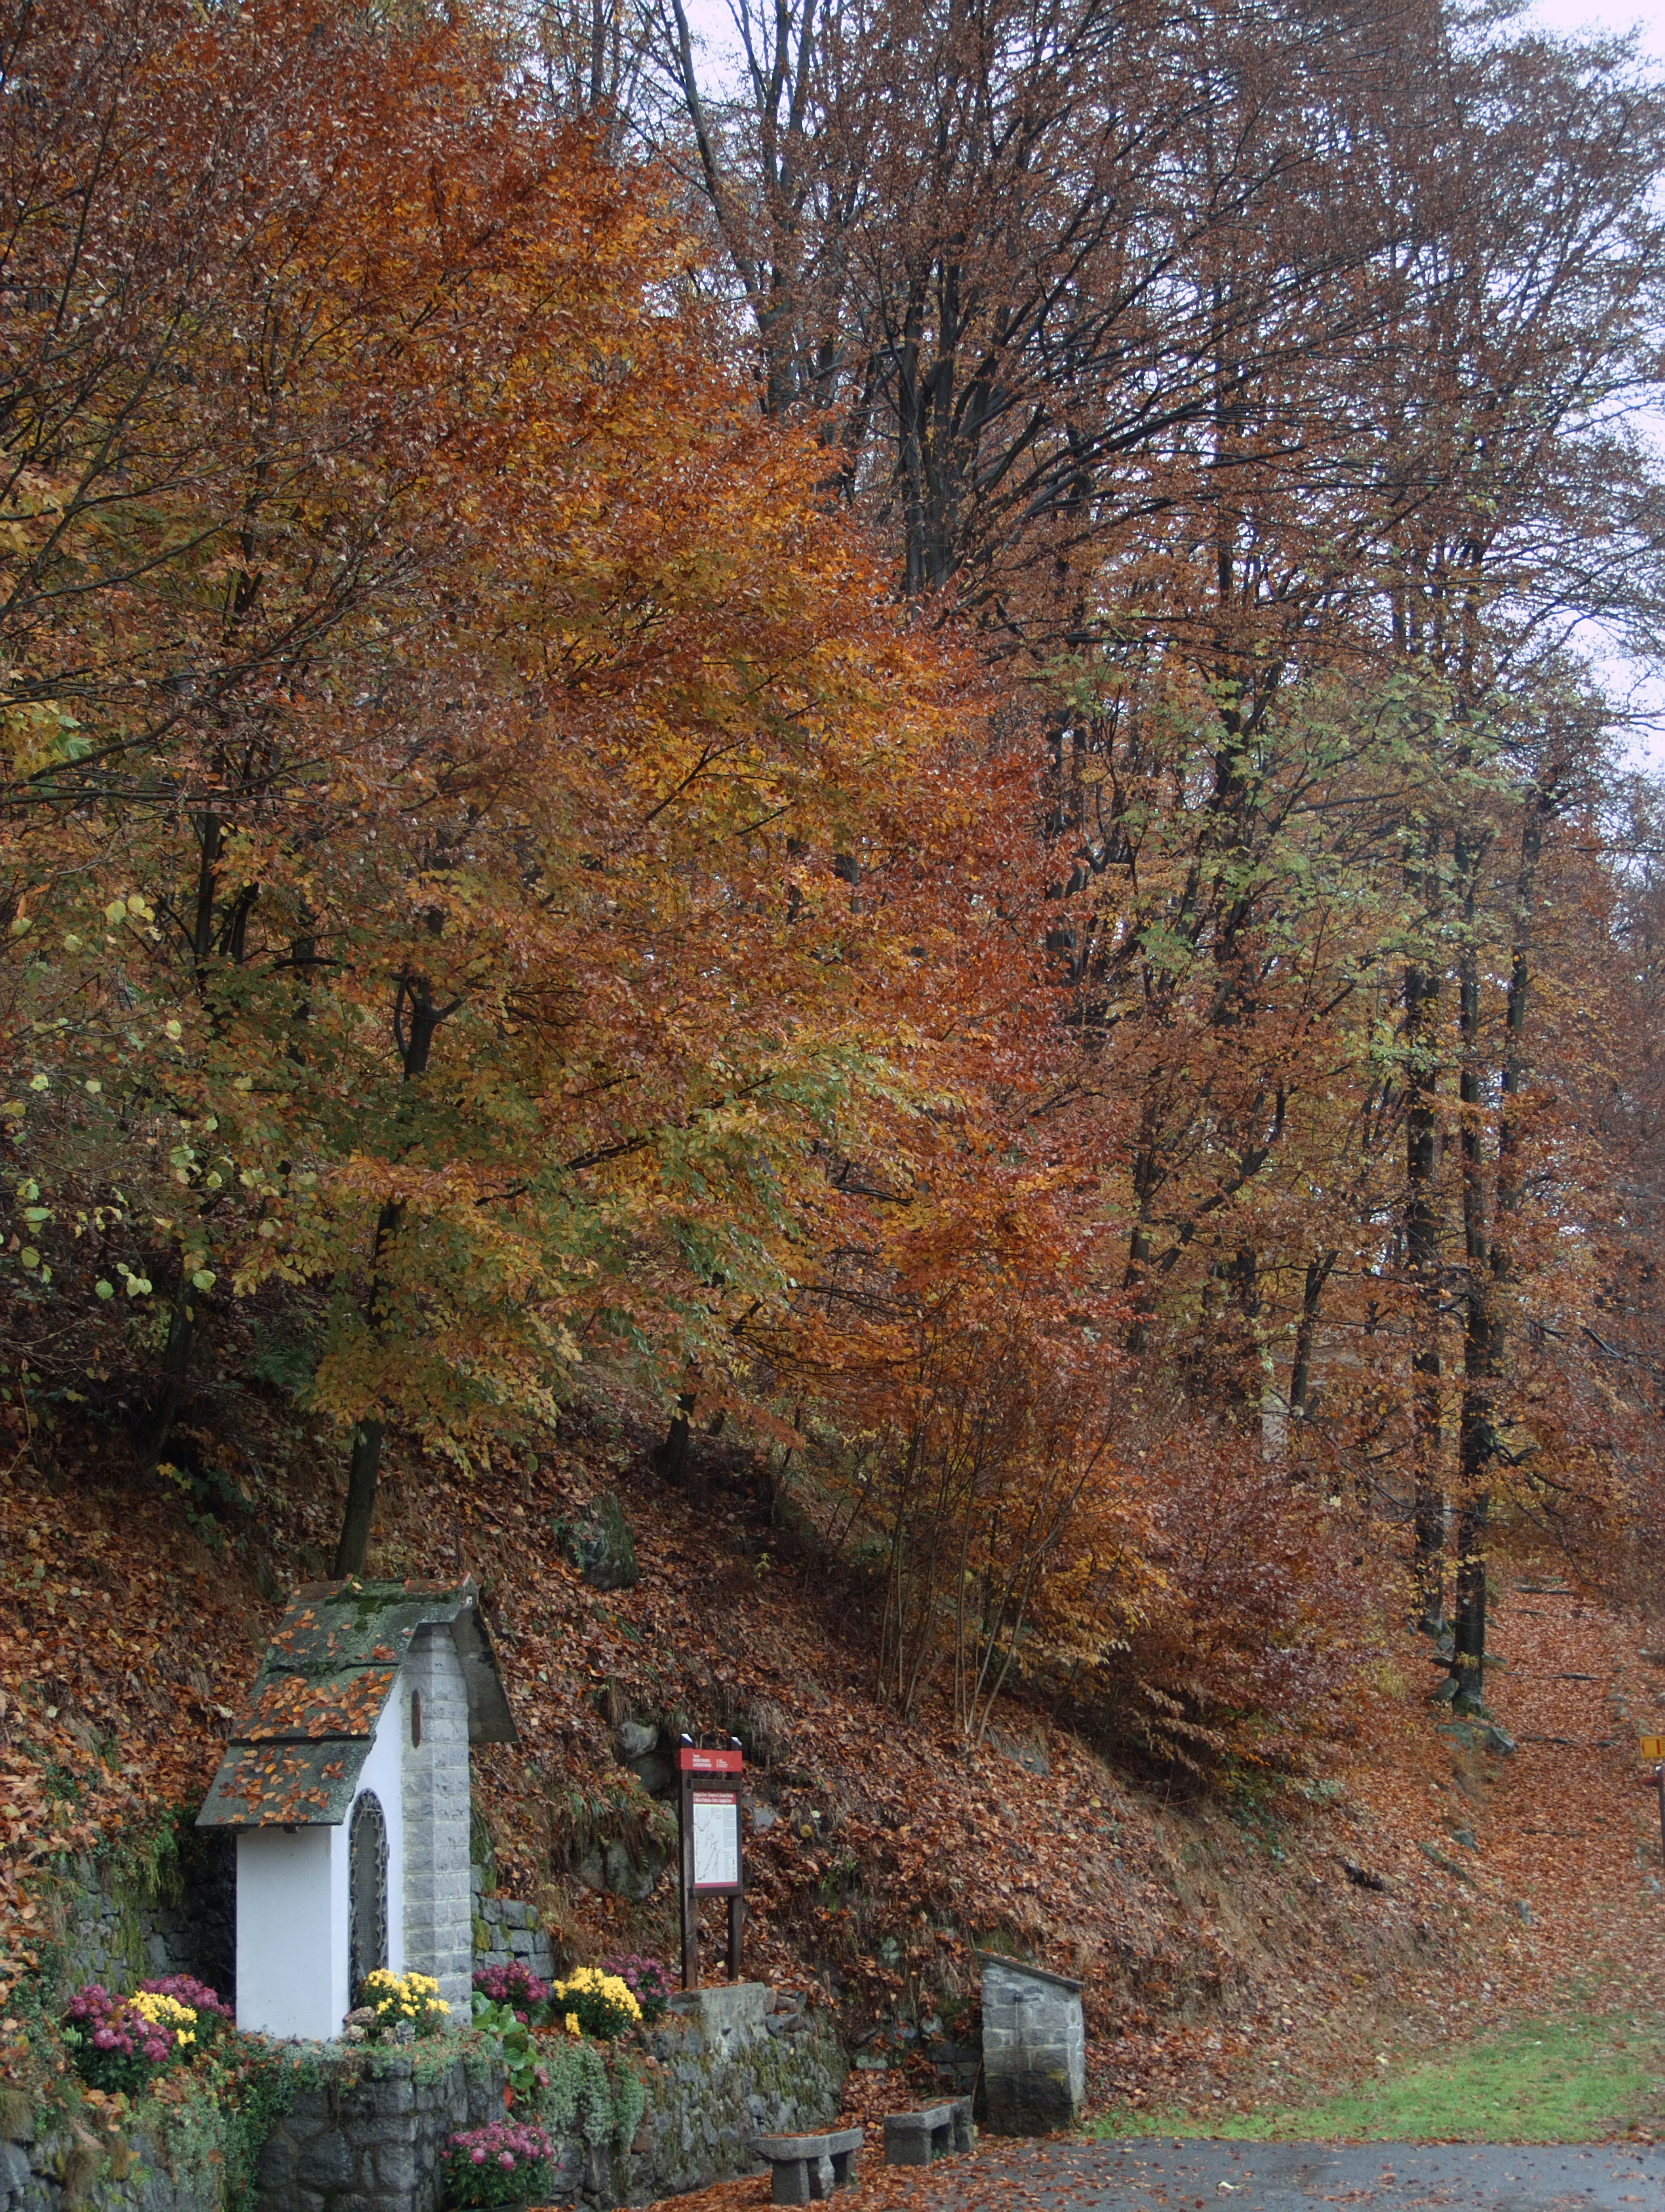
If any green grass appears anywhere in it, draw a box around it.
[1087,2011,1665,2143]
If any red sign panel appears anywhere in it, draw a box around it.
[677,1746,743,1773]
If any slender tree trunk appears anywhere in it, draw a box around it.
[335,1418,385,1581]
[150,811,242,1467]
[1450,766,1553,1703]
[1404,828,1447,1630]
[331,977,453,1577]
[1288,1248,1337,1434]
[1452,824,1494,1705]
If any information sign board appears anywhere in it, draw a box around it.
[1641,1735,1665,1760]
[692,1791,742,1890]
[676,1734,744,1989]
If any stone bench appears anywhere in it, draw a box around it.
[750,2127,863,2204]
[883,2096,974,2165]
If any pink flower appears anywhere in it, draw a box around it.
[498,2153,515,2170]
[470,2150,486,2165]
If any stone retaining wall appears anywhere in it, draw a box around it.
[1,2094,200,2212]
[52,1845,236,2011]
[468,1870,553,1985]
[250,1984,844,2212]
[611,1982,845,2209]
[1,1985,844,2212]
[255,2050,502,2212]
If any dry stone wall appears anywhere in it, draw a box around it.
[51,1847,236,2011]
[467,1870,553,1984]
[251,1986,842,2212]
[610,1982,845,2208]
[1,2090,202,2212]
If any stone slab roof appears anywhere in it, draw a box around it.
[196,1577,516,1829]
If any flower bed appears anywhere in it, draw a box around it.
[62,1982,197,2095]
[599,1954,674,2025]
[361,1968,451,2039]
[440,2119,554,2209]
[545,1967,640,2043]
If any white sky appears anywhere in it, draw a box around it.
[1530,0,1665,768]
[1530,0,1665,53]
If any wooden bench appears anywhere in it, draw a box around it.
[882,2096,974,2166]
[750,2127,863,2205]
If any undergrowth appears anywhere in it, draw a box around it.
[1089,2005,1665,2143]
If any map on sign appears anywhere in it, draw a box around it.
[691,1790,740,1890]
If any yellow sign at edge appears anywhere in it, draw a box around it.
[1639,1735,1665,1760]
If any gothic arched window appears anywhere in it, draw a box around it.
[348,1790,388,2001]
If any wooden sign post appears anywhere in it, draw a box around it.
[1646,1742,1665,1866]
[677,1735,745,1991]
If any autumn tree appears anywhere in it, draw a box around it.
[0,0,982,1572]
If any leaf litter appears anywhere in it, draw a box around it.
[2,1410,1662,2167]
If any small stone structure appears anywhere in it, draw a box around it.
[748,2127,861,2206]
[198,1580,516,2040]
[975,1951,1085,2134]
[881,2098,973,2165]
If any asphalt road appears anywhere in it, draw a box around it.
[955,2138,1665,2210]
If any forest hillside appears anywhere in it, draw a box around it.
[3,1391,1664,2135]
[3,0,1665,2153]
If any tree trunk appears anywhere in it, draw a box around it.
[329,975,453,1575]
[654,1392,696,1482]
[1288,1249,1337,1439]
[1452,824,1494,1705]
[334,1419,384,1578]
[1405,846,1447,1634]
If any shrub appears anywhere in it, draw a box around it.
[470,1996,542,2099]
[63,1983,194,2094]
[472,1962,549,2018]
[598,1955,673,2025]
[139,1974,234,2039]
[545,1968,640,2043]
[360,1969,450,2038]
[440,2121,554,2209]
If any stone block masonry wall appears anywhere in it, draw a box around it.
[975,1952,1084,2135]
[402,1627,474,2020]
[251,1986,841,2212]
[467,1868,554,1983]
[2,2082,210,2212]
[50,1841,236,2009]
[1,1986,842,2212]
[256,2050,502,2212]
[607,1983,845,2209]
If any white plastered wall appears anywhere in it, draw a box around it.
[400,1623,474,2021]
[235,1695,408,2040]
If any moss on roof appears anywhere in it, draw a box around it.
[197,1577,516,1829]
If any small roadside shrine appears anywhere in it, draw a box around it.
[198,1578,516,2042]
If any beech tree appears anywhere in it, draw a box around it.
[4,0,1665,1748]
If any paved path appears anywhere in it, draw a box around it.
[949,2139,1665,2210]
